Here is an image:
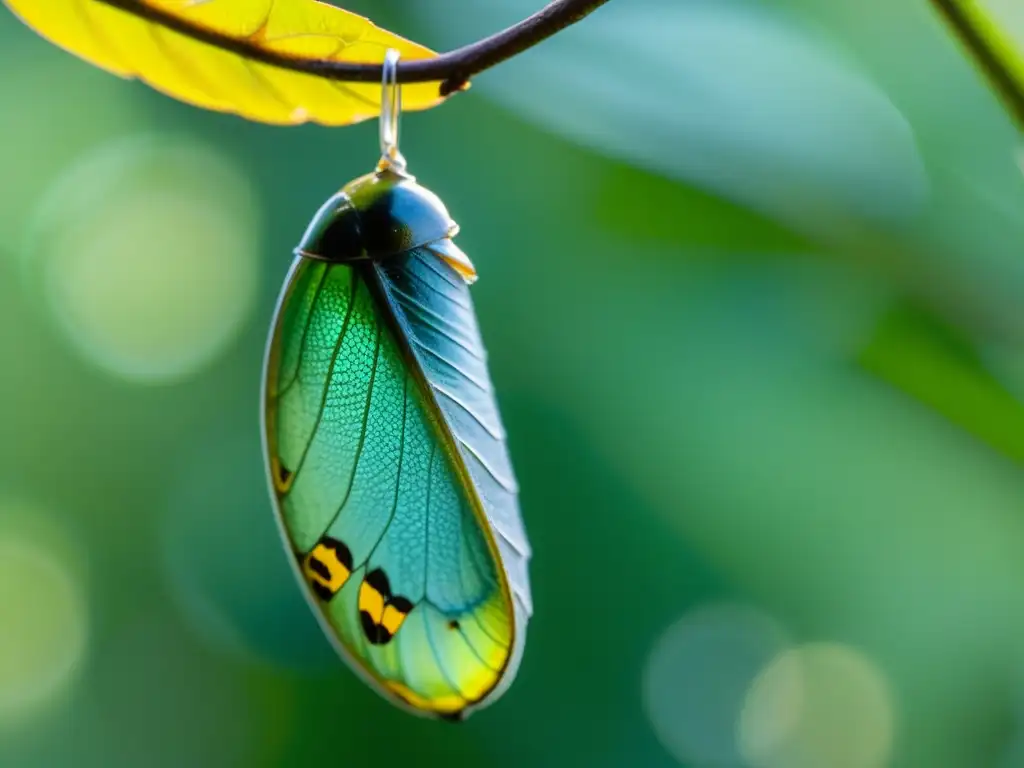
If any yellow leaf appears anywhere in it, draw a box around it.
[932,0,1024,129]
[3,0,444,126]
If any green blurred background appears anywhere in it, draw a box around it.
[2,0,1024,766]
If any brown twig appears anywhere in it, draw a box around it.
[96,0,611,96]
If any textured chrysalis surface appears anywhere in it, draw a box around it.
[262,169,532,719]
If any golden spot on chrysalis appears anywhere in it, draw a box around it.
[387,681,466,717]
[302,537,353,601]
[272,458,295,493]
[358,568,414,645]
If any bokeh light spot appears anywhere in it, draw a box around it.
[643,603,791,766]
[27,136,260,383]
[738,642,895,768]
[0,535,87,726]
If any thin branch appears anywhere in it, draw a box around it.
[929,0,1024,130]
[96,0,611,96]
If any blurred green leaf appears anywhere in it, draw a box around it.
[592,159,812,254]
[858,299,1024,465]
[413,0,927,235]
